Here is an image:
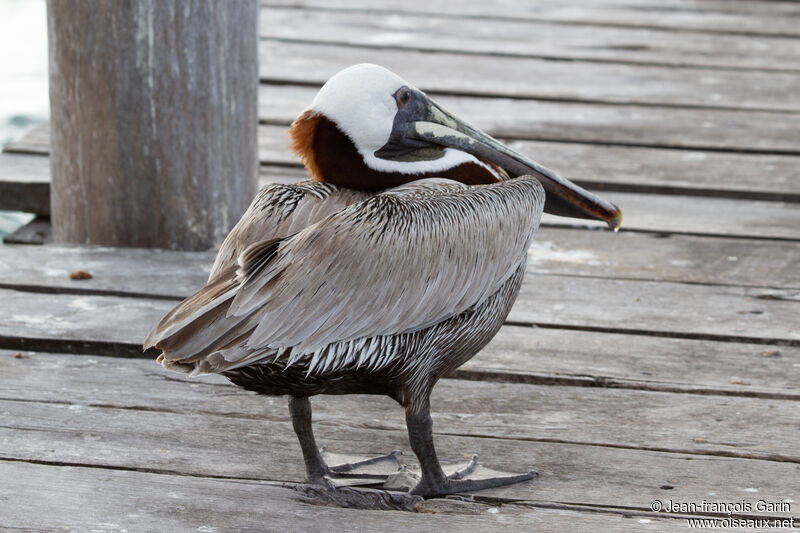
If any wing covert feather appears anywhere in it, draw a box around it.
[208,181,373,281]
[146,180,372,355]
[229,177,545,357]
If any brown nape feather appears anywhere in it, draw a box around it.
[478,158,510,181]
[289,110,324,182]
[289,112,501,190]
[443,158,505,185]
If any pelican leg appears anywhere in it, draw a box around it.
[405,400,537,497]
[288,396,402,487]
[288,396,329,484]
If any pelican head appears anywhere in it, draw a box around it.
[290,63,621,229]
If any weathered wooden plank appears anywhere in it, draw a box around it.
[1,216,50,245]
[17,120,800,201]
[0,149,298,217]
[511,274,800,344]
[3,351,798,459]
[1,395,797,515]
[47,1,259,250]
[528,229,800,289]
[0,152,49,214]
[2,268,798,348]
[0,147,51,216]
[2,227,798,294]
[259,41,800,111]
[261,6,800,71]
[1,237,797,397]
[1,122,48,155]
[537,193,800,241]
[1,280,797,397]
[263,0,800,38]
[257,84,800,154]
[0,290,163,356]
[0,244,213,298]
[464,328,800,398]
[0,461,710,531]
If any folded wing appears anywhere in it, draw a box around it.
[146,177,544,376]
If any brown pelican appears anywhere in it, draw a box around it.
[145,64,621,497]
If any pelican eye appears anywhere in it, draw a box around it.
[395,87,412,107]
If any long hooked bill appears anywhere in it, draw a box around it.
[378,92,622,230]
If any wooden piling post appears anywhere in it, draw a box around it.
[46,1,259,250]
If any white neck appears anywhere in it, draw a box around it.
[362,147,502,178]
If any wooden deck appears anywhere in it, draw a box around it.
[1,1,799,530]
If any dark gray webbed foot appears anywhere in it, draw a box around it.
[400,400,537,497]
[412,466,538,497]
[384,455,537,496]
[322,449,404,488]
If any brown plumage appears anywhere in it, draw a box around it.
[145,64,620,497]
[146,177,544,407]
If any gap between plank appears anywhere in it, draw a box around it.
[0,283,185,301]
[449,369,800,402]
[435,431,800,465]
[0,335,157,359]
[538,225,800,244]
[505,321,800,348]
